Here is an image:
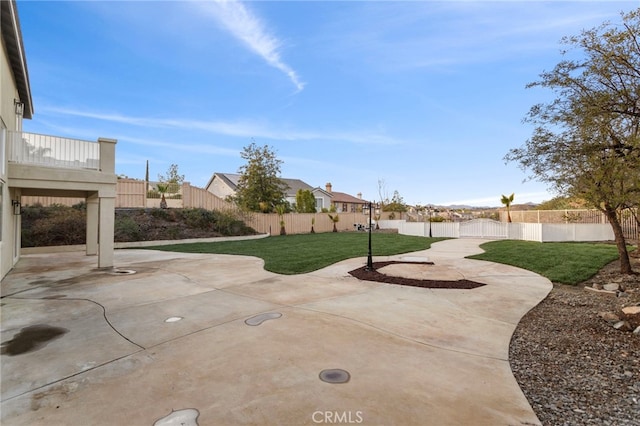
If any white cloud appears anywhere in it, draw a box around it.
[42,106,402,146]
[200,0,305,92]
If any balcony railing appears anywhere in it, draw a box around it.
[7,131,100,170]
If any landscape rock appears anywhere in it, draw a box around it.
[511,254,640,426]
[622,306,640,316]
[599,311,621,323]
[613,321,632,331]
[584,286,617,296]
[603,283,621,291]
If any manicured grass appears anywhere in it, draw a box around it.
[144,233,446,274]
[467,240,622,285]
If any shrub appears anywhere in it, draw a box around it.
[23,206,86,246]
[150,208,173,221]
[114,216,142,242]
[21,206,256,247]
[181,208,215,230]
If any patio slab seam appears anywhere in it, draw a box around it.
[292,305,511,362]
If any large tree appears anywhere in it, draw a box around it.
[506,9,640,274]
[382,190,408,214]
[235,142,287,213]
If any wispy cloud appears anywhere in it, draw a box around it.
[43,106,402,146]
[199,0,305,92]
[322,2,620,72]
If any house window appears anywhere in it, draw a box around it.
[342,203,347,212]
[315,198,323,210]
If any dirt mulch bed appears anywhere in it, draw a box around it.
[348,261,486,289]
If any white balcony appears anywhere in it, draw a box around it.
[7,131,100,170]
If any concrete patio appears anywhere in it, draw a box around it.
[1,238,551,425]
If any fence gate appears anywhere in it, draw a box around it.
[459,219,508,239]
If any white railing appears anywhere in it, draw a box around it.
[7,131,100,170]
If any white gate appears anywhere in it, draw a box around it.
[459,219,508,239]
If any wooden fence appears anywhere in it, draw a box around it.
[21,179,235,211]
[244,212,371,235]
[21,184,638,240]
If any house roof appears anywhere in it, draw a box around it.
[331,191,366,204]
[1,0,33,119]
[206,172,314,197]
[282,178,314,195]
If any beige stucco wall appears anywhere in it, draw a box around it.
[1,41,20,132]
[207,177,235,200]
[1,35,22,279]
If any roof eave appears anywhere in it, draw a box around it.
[2,0,34,119]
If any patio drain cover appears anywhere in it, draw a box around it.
[319,369,351,384]
[109,269,136,275]
[245,312,282,326]
[154,408,199,426]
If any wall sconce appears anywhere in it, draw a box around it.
[12,200,21,215]
[14,99,24,116]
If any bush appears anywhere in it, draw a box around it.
[21,206,257,246]
[23,206,86,246]
[150,208,173,221]
[114,216,142,242]
[181,208,215,230]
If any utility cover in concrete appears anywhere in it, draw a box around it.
[245,312,282,326]
[154,408,199,426]
[319,369,351,384]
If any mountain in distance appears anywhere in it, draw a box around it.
[434,202,539,210]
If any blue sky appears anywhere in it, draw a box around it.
[18,0,637,206]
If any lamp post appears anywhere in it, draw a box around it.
[428,205,433,238]
[366,201,374,271]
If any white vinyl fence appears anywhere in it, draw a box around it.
[379,219,614,242]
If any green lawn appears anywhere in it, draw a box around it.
[144,233,446,274]
[143,234,625,284]
[467,240,622,285]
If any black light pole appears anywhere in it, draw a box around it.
[366,201,374,271]
[428,205,433,238]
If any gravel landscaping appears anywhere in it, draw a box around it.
[509,255,640,426]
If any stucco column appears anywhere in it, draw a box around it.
[182,181,190,208]
[86,193,99,256]
[98,138,117,174]
[98,196,115,268]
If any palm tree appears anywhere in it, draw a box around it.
[275,204,287,235]
[157,183,169,209]
[501,193,514,222]
[328,213,339,232]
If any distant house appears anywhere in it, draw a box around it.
[324,183,368,213]
[205,172,331,211]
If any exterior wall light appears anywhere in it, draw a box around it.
[12,200,21,215]
[14,99,24,116]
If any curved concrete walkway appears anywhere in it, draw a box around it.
[1,238,551,425]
